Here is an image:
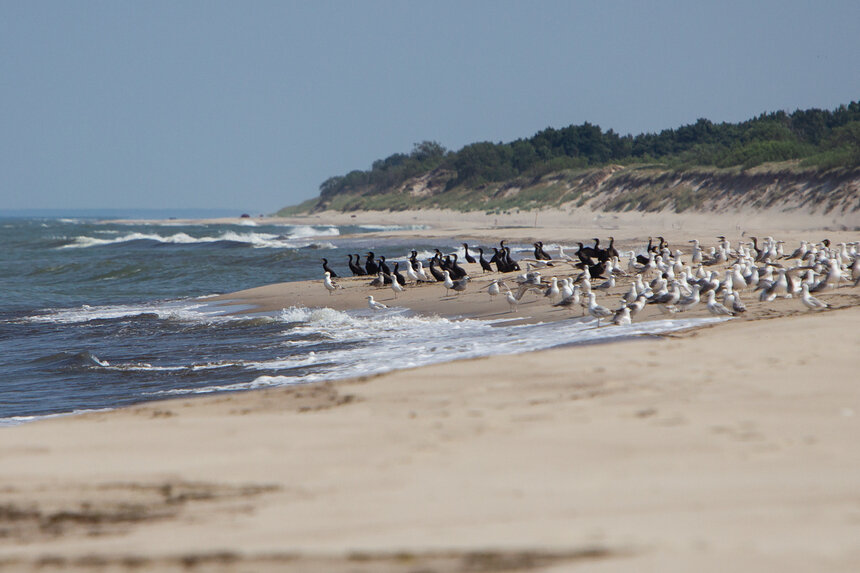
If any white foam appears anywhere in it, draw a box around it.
[21,298,237,325]
[283,225,340,239]
[58,228,340,249]
[151,307,727,396]
[98,360,243,373]
[18,300,727,409]
[0,408,112,428]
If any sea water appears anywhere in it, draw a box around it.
[0,215,721,425]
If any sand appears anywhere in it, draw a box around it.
[2,209,860,572]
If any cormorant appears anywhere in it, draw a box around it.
[321,258,338,278]
[463,243,476,264]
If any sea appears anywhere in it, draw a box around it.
[0,211,722,426]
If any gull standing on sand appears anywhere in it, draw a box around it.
[800,284,829,310]
[405,262,419,284]
[553,285,582,313]
[367,295,388,311]
[705,290,734,317]
[586,293,614,327]
[451,275,470,295]
[442,270,455,296]
[415,261,432,282]
[612,305,632,326]
[594,273,615,290]
[689,239,703,264]
[323,271,341,295]
[543,277,560,301]
[727,291,747,314]
[559,277,574,300]
[369,272,386,288]
[390,276,405,298]
[505,288,522,313]
[673,284,701,312]
[621,281,638,304]
[486,279,502,300]
[627,294,648,317]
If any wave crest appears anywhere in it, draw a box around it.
[58,226,340,250]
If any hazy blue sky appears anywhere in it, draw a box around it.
[2,1,858,213]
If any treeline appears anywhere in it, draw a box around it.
[319,102,860,197]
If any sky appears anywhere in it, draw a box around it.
[1,1,858,214]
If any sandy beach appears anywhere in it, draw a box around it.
[2,209,859,572]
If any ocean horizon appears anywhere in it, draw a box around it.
[0,207,251,220]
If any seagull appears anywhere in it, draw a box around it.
[405,262,419,283]
[705,290,734,317]
[673,284,701,312]
[648,282,680,309]
[451,275,470,294]
[486,279,502,300]
[727,291,747,314]
[621,282,638,304]
[800,284,829,310]
[553,285,582,313]
[367,295,388,311]
[512,270,543,300]
[612,306,632,326]
[369,272,386,288]
[689,239,703,264]
[557,245,576,262]
[559,277,574,300]
[515,270,542,287]
[586,293,614,327]
[543,277,560,301]
[849,257,860,282]
[822,257,845,288]
[442,270,455,296]
[415,261,432,282]
[627,294,648,317]
[505,288,520,313]
[594,273,616,290]
[323,271,341,295]
[391,276,405,298]
[784,241,808,261]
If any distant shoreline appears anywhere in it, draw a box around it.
[102,204,859,237]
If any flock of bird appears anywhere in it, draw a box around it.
[321,234,859,326]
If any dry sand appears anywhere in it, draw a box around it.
[2,209,860,572]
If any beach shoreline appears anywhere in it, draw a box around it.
[2,214,859,572]
[107,205,859,238]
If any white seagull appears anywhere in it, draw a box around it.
[323,271,341,295]
[553,285,582,313]
[612,306,632,326]
[415,261,432,282]
[800,284,829,310]
[705,290,734,317]
[543,277,560,301]
[405,263,419,284]
[505,288,520,313]
[442,270,455,296]
[367,295,388,311]
[673,284,701,312]
[586,292,614,327]
[390,277,405,298]
[487,279,502,300]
